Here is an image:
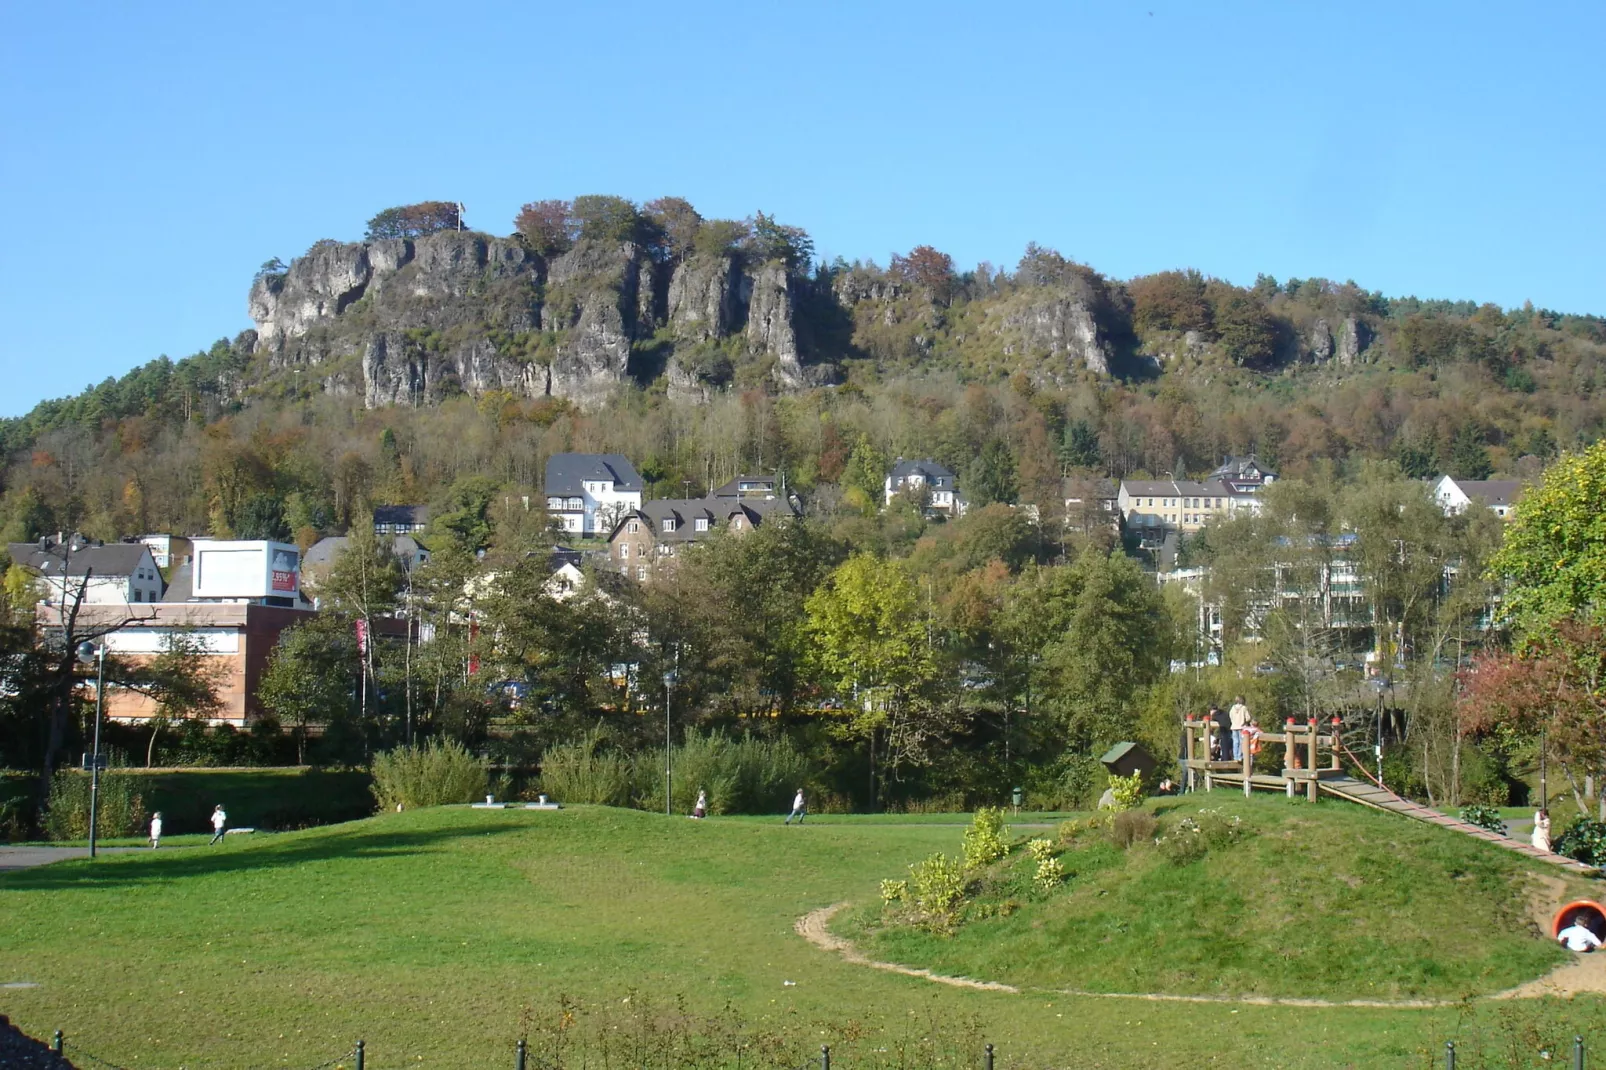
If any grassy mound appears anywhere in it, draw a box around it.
[844,795,1578,1000]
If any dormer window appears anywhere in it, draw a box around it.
[695,518,709,532]
[663,518,677,532]
[628,520,640,534]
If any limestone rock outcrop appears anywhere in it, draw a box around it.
[1337,316,1372,365]
[995,290,1114,378]
[1308,318,1335,362]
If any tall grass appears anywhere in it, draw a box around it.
[43,767,147,841]
[537,730,635,807]
[538,731,809,815]
[371,740,489,810]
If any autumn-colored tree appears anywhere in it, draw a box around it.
[643,196,702,261]
[890,245,957,305]
[1128,270,1212,335]
[1209,287,1278,367]
[365,201,461,241]
[513,199,575,257]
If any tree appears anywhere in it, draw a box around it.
[1446,422,1494,480]
[426,475,501,552]
[364,201,461,241]
[1210,289,1278,367]
[130,629,225,766]
[570,195,643,245]
[259,615,360,763]
[746,212,813,274]
[890,246,957,305]
[234,492,290,541]
[1489,440,1606,637]
[693,219,749,259]
[644,197,702,261]
[965,440,1018,507]
[804,555,946,802]
[1129,270,1211,335]
[841,435,888,515]
[513,199,575,257]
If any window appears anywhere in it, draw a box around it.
[637,567,648,581]
[1146,498,1153,507]
[628,520,639,534]
[663,518,677,532]
[620,544,630,559]
[132,590,141,602]
[695,518,709,532]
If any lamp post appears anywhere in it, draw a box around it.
[76,641,105,859]
[663,665,676,816]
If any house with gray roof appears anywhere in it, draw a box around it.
[7,534,164,607]
[885,459,967,517]
[544,453,644,538]
[1433,475,1526,518]
[607,496,800,581]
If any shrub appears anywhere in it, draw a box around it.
[538,732,634,807]
[1555,818,1606,866]
[879,879,908,904]
[1025,838,1056,863]
[1108,771,1145,812]
[1033,856,1065,892]
[645,731,810,815]
[1157,807,1248,865]
[43,768,146,841]
[1458,804,1507,835]
[908,852,967,933]
[371,740,489,810]
[961,806,1009,869]
[1108,809,1159,849]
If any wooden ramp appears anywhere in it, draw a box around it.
[1213,770,1597,876]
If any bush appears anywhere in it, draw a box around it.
[1458,804,1507,834]
[537,732,634,807]
[908,852,967,933]
[43,768,146,841]
[641,731,810,815]
[1026,837,1064,892]
[961,806,1009,869]
[1108,771,1145,812]
[1157,807,1248,866]
[371,740,489,810]
[880,879,908,904]
[1555,818,1606,866]
[1108,809,1158,849]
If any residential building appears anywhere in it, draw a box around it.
[609,496,799,581]
[1209,455,1278,493]
[138,533,191,569]
[712,473,779,499]
[545,453,644,537]
[373,505,430,535]
[885,459,967,518]
[1433,476,1525,518]
[1062,477,1120,534]
[303,535,431,596]
[1117,479,1236,544]
[8,535,165,606]
[187,539,304,607]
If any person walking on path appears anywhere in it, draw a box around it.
[149,812,163,850]
[1228,696,1251,762]
[785,789,807,825]
[1532,808,1552,852]
[691,790,708,820]
[208,804,227,845]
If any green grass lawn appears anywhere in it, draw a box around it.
[3,800,1606,1069]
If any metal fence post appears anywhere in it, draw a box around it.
[355,1039,365,1070]
[517,1038,528,1070]
[52,1031,63,1054]
[1576,1034,1585,1070]
[985,1042,995,1070]
[1445,1040,1455,1070]
[821,1043,831,1070]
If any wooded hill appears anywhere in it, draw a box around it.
[0,194,1602,543]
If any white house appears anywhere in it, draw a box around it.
[8,535,165,607]
[544,454,644,537]
[1433,475,1525,518]
[885,459,966,517]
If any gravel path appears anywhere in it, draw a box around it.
[0,846,143,873]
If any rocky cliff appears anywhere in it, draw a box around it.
[249,233,838,408]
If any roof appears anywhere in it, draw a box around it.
[1119,479,1234,498]
[7,538,152,579]
[1063,477,1118,500]
[1099,741,1156,773]
[544,453,644,496]
[373,504,429,526]
[889,458,958,485]
[1446,479,1525,508]
[1210,455,1277,480]
[163,562,194,602]
[611,495,800,543]
[711,473,779,498]
[305,535,427,568]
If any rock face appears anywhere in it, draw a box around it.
[995,290,1114,377]
[1337,316,1372,365]
[1308,318,1334,362]
[249,235,833,408]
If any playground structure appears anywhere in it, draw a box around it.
[1182,716,1600,876]
[1555,900,1606,941]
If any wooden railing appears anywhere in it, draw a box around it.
[1181,716,1346,801]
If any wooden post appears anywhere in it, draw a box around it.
[1307,721,1318,802]
[1242,729,1252,797]
[1184,716,1195,792]
[1329,717,1342,771]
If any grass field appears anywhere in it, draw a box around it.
[3,799,1606,1069]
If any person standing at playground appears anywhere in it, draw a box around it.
[149,811,163,850]
[785,788,807,825]
[1533,808,1552,852]
[208,804,227,845]
[1243,719,1263,771]
[1228,696,1251,761]
[1209,704,1230,760]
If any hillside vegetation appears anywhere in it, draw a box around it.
[847,795,1576,1000]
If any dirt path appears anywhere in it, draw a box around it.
[796,897,1606,1007]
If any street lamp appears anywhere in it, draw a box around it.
[76,641,105,859]
[663,666,676,816]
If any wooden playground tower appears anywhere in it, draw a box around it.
[1182,715,1345,800]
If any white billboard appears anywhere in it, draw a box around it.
[192,540,300,599]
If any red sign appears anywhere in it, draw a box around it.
[270,549,299,593]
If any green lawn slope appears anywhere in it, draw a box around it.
[2,803,1604,1069]
[845,795,1581,1001]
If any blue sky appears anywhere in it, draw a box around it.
[1,1,1602,416]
